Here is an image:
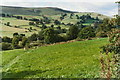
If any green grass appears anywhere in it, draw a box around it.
[1,17,40,37]
[0,24,38,37]
[2,17,30,26]
[2,38,108,78]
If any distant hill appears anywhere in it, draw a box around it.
[1,6,75,16]
[1,6,110,19]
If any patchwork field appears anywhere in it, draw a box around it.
[0,17,39,37]
[0,6,110,38]
[2,38,108,78]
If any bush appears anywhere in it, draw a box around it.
[2,42,12,50]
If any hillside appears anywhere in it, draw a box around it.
[0,6,110,38]
[1,6,75,16]
[1,6,110,19]
[2,38,108,78]
[0,6,109,37]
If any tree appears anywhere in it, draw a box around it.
[21,37,28,48]
[61,29,67,33]
[54,20,61,25]
[29,22,35,25]
[43,28,58,44]
[6,22,10,26]
[13,32,19,37]
[86,14,91,19]
[115,15,120,26]
[16,16,23,19]
[30,27,32,30]
[12,36,19,49]
[44,18,51,24]
[67,25,79,40]
[41,24,47,29]
[20,34,25,37]
[18,34,26,41]
[100,15,120,79]
[60,16,64,20]
[38,30,44,40]
[2,42,12,50]
[61,13,67,18]
[70,13,74,19]
[2,36,12,43]
[51,24,54,28]
[78,26,95,39]
[56,26,61,30]
[1,13,6,17]
[96,18,115,37]
[76,15,80,19]
[96,16,99,20]
[28,33,38,41]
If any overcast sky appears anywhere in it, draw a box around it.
[0,0,119,17]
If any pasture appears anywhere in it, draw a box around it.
[2,38,108,78]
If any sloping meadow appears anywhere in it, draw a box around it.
[2,38,108,78]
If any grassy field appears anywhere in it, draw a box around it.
[0,13,106,37]
[0,17,40,37]
[2,38,108,78]
[0,24,38,37]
